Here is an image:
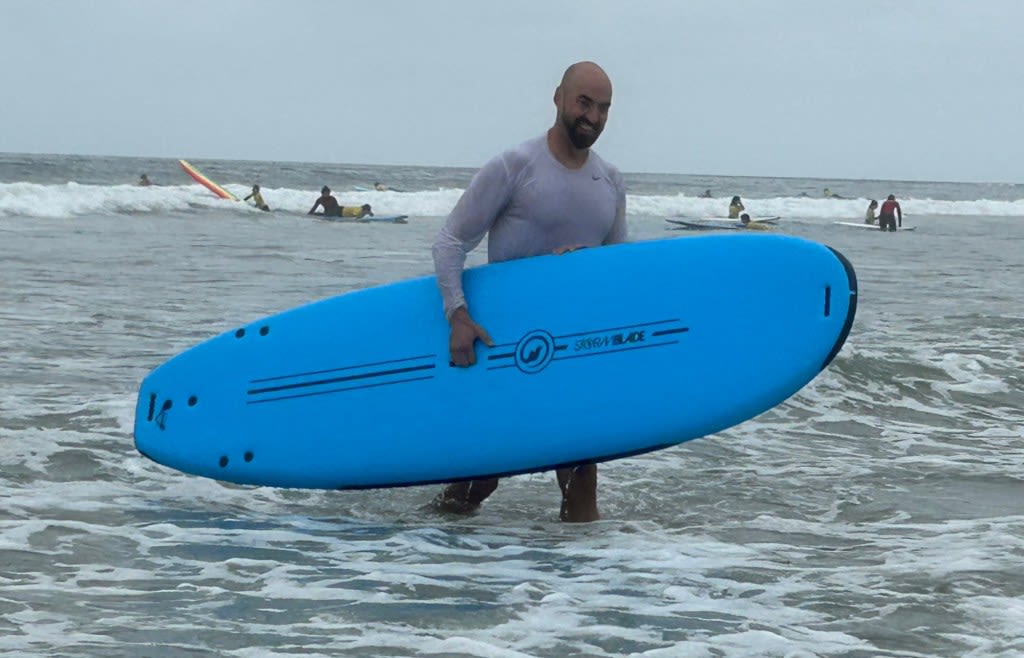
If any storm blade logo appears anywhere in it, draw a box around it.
[521,345,544,364]
[515,330,556,374]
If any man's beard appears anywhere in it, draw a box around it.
[561,113,600,149]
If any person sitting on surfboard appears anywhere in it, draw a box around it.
[865,199,878,224]
[431,61,626,523]
[728,196,745,219]
[878,194,903,232]
[244,184,270,212]
[308,186,373,218]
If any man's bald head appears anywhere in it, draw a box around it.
[559,61,611,93]
[553,61,613,151]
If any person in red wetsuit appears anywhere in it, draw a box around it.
[878,194,903,232]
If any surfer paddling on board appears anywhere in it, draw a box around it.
[740,213,771,230]
[878,194,903,231]
[308,186,373,219]
[431,61,627,522]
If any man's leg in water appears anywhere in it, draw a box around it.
[557,464,599,522]
[434,478,500,513]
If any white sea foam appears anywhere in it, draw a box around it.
[4,181,1024,220]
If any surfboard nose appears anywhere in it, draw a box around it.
[821,246,858,370]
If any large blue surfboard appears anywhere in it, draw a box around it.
[134,234,857,489]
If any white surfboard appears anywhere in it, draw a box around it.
[835,221,916,232]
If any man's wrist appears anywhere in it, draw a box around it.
[446,304,469,324]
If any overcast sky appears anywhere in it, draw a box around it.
[2,1,1021,182]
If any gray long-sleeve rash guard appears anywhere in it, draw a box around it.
[432,135,628,316]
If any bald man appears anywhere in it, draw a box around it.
[431,61,627,522]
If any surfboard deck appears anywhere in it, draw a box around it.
[700,215,780,224]
[178,159,239,201]
[361,214,408,223]
[834,221,916,232]
[315,214,408,224]
[134,234,857,490]
[667,220,741,231]
[665,218,772,231]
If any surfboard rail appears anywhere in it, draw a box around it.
[834,221,916,231]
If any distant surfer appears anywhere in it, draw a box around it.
[309,186,341,215]
[374,181,389,191]
[308,186,373,218]
[878,194,903,231]
[244,184,270,212]
[740,213,770,230]
[137,174,153,186]
[865,199,878,224]
[351,204,373,218]
[699,188,712,198]
[728,195,745,219]
[431,61,626,523]
[824,187,844,199]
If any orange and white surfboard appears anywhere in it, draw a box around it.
[178,159,239,201]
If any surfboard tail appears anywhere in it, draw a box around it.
[822,246,857,370]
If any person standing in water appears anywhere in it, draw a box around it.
[878,194,903,231]
[728,196,745,219]
[431,61,626,522]
[865,199,878,225]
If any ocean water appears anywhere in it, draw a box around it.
[1,153,1022,657]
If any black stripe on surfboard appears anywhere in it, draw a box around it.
[486,339,681,370]
[251,353,437,384]
[486,318,681,349]
[247,375,435,405]
[651,327,690,337]
[248,363,435,396]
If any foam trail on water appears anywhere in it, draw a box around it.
[3,181,1024,220]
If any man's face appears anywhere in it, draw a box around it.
[557,73,612,149]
